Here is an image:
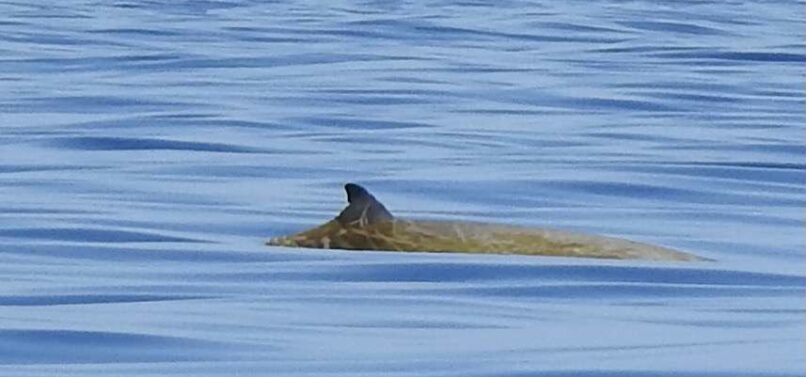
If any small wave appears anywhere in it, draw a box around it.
[476,370,800,377]
[0,227,207,243]
[0,329,243,364]
[270,262,806,287]
[2,243,320,263]
[620,20,728,35]
[290,116,436,130]
[5,96,190,113]
[0,294,210,307]
[656,50,806,63]
[46,136,269,154]
[443,283,802,300]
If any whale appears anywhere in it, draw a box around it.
[266,183,707,261]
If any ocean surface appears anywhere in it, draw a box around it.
[1,0,804,376]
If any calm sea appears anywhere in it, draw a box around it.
[0,1,804,376]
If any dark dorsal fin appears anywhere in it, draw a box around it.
[337,183,394,226]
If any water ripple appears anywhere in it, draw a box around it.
[0,329,247,364]
[46,136,271,154]
[291,263,806,286]
[0,294,211,307]
[0,0,803,374]
[0,227,207,243]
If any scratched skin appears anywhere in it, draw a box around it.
[267,184,706,262]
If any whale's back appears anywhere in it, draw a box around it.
[267,218,704,261]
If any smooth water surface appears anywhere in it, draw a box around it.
[1,1,804,376]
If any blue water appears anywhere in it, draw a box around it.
[1,0,804,376]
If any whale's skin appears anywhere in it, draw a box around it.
[266,183,707,262]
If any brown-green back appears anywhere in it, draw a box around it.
[266,183,707,261]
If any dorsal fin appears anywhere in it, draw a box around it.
[337,183,394,226]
